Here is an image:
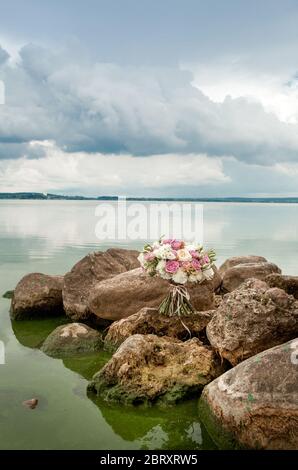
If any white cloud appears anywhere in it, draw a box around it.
[0,141,228,194]
[1,43,298,167]
[186,59,298,124]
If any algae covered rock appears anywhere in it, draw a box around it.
[88,334,225,405]
[11,273,64,320]
[41,323,103,357]
[63,248,139,321]
[2,290,14,299]
[198,339,298,449]
[207,278,298,365]
[104,307,214,352]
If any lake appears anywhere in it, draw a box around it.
[0,200,297,449]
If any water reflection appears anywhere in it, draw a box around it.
[9,314,216,450]
[11,316,69,349]
[0,201,297,274]
[1,200,297,449]
[89,395,216,450]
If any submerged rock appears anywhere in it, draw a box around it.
[88,334,225,405]
[266,273,298,299]
[63,248,139,321]
[88,267,216,322]
[22,398,38,410]
[198,339,298,449]
[207,278,298,365]
[11,273,64,320]
[219,255,281,292]
[41,322,103,357]
[104,307,214,352]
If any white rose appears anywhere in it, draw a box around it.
[188,273,198,283]
[185,244,196,251]
[156,259,171,279]
[172,268,188,284]
[160,271,172,280]
[176,248,192,262]
[155,244,176,260]
[152,241,160,249]
[189,271,203,283]
[156,260,166,275]
[203,267,214,280]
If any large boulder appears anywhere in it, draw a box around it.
[63,248,139,321]
[41,323,102,357]
[219,255,267,274]
[88,334,225,405]
[11,273,64,320]
[219,255,281,292]
[266,273,298,299]
[198,339,298,449]
[88,268,216,322]
[207,278,298,365]
[210,265,222,291]
[104,307,214,352]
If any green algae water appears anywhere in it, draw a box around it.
[0,200,297,449]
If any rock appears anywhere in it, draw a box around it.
[219,255,281,292]
[88,334,225,405]
[88,268,216,322]
[214,294,223,309]
[63,248,139,321]
[198,339,298,449]
[22,398,38,410]
[266,273,298,299]
[2,290,14,299]
[104,307,215,352]
[41,323,103,357]
[207,279,298,365]
[219,255,267,275]
[11,273,64,320]
[211,265,222,291]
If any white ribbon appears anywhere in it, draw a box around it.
[169,284,192,338]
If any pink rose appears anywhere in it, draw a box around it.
[171,239,184,250]
[181,261,192,272]
[190,250,200,259]
[162,238,174,245]
[191,259,201,271]
[144,252,155,261]
[165,260,180,274]
[201,255,210,265]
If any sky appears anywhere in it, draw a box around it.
[1,0,298,197]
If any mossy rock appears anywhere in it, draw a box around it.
[41,323,103,357]
[88,334,226,406]
[2,290,14,299]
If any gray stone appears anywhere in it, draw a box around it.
[198,339,298,449]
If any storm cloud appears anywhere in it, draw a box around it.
[1,43,298,165]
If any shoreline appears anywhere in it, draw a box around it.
[1,193,298,204]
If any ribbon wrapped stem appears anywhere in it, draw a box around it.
[158,283,195,318]
[158,284,195,337]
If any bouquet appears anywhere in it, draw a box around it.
[138,238,216,319]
